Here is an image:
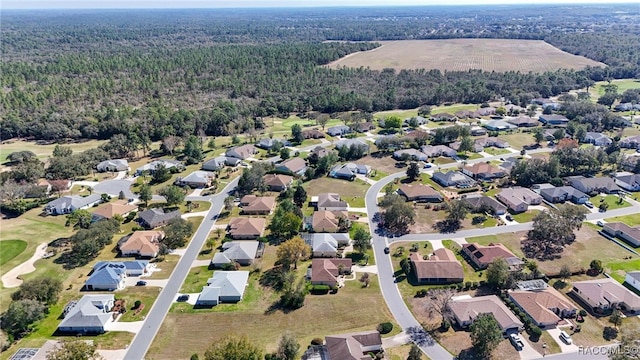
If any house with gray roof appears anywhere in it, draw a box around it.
[84,260,152,291]
[569,176,620,194]
[539,185,589,204]
[393,148,429,161]
[496,187,542,213]
[538,114,569,126]
[461,194,507,215]
[135,159,184,176]
[324,331,382,360]
[602,222,640,247]
[420,145,457,158]
[483,120,517,131]
[196,271,250,306]
[625,271,640,293]
[403,116,428,126]
[175,171,215,188]
[211,241,262,267]
[614,173,640,191]
[57,295,114,334]
[571,278,640,314]
[202,156,237,171]
[137,208,181,229]
[314,193,348,211]
[620,135,640,149]
[329,163,371,181]
[583,132,612,146]
[431,171,476,188]
[256,138,289,150]
[448,295,523,333]
[276,157,308,176]
[302,233,350,258]
[507,116,538,127]
[334,138,369,152]
[96,159,129,172]
[44,194,102,215]
[327,125,351,137]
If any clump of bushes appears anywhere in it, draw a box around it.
[377,322,394,334]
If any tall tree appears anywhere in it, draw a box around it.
[352,225,372,253]
[1,299,47,339]
[160,185,186,206]
[46,340,104,360]
[293,186,307,208]
[276,332,300,360]
[445,200,469,223]
[486,258,509,289]
[470,314,502,358]
[533,127,545,144]
[406,162,420,181]
[162,218,194,250]
[11,277,62,305]
[291,124,304,144]
[138,184,152,206]
[458,136,474,154]
[407,344,422,360]
[204,336,262,360]
[276,237,310,270]
[183,135,204,164]
[65,209,92,229]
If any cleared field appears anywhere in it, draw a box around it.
[328,39,604,73]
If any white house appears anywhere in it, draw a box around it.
[625,272,640,293]
[44,194,102,215]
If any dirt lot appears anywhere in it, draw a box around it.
[327,39,603,72]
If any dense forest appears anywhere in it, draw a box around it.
[1,5,639,141]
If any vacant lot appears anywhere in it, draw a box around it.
[303,177,369,207]
[327,39,603,72]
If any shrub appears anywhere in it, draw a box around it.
[440,319,451,332]
[190,354,199,360]
[465,281,472,289]
[310,285,330,294]
[134,300,142,309]
[603,327,618,340]
[472,281,479,289]
[377,322,394,334]
[529,326,542,341]
[456,283,464,290]
[579,309,587,317]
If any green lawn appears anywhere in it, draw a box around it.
[302,177,369,208]
[0,240,27,266]
[368,169,388,181]
[606,214,640,226]
[511,209,540,223]
[594,79,640,97]
[484,147,512,156]
[590,194,631,211]
[433,157,456,165]
[442,240,486,283]
[606,259,640,283]
[265,115,343,135]
[118,287,160,322]
[500,133,536,150]
[457,152,483,161]
[180,266,212,293]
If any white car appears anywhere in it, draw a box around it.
[559,330,572,344]
[597,221,604,227]
[585,201,594,208]
[509,333,524,350]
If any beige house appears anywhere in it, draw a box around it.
[263,174,293,192]
[324,331,382,360]
[409,248,463,284]
[311,210,349,233]
[462,163,507,181]
[310,258,352,288]
[571,278,640,314]
[509,280,577,328]
[462,242,524,271]
[92,200,138,221]
[496,187,542,213]
[228,218,267,239]
[119,230,163,258]
[314,193,348,211]
[240,195,276,215]
[397,184,444,202]
[448,295,523,333]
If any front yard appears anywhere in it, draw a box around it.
[590,194,631,211]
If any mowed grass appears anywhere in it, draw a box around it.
[302,177,370,208]
[606,259,640,283]
[606,214,640,226]
[327,39,603,72]
[0,240,27,266]
[594,79,640,97]
[590,194,631,211]
[0,139,107,163]
[499,132,537,150]
[148,273,395,359]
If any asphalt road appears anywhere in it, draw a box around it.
[123,177,239,360]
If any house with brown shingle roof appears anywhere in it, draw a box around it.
[276,157,308,176]
[240,195,276,215]
[507,116,538,127]
[119,231,163,258]
[310,258,352,288]
[263,174,294,192]
[225,144,257,160]
[397,183,443,203]
[496,187,542,213]
[462,243,524,271]
[571,278,640,314]
[310,210,349,233]
[314,193,348,211]
[409,248,464,284]
[461,194,507,215]
[462,163,507,181]
[509,280,577,328]
[92,200,138,221]
[475,137,510,149]
[302,129,325,139]
[448,295,523,333]
[227,218,266,239]
[602,222,640,247]
[324,331,382,360]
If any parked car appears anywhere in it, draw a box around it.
[585,201,594,208]
[506,214,513,221]
[136,281,147,286]
[177,294,190,302]
[597,221,604,227]
[384,247,390,254]
[509,333,524,350]
[424,163,432,169]
[559,330,572,344]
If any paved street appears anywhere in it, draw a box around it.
[123,177,239,360]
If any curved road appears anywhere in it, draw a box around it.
[365,153,636,359]
[123,177,239,360]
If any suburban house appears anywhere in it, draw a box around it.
[92,200,138,221]
[309,258,353,287]
[84,260,152,291]
[539,185,589,204]
[615,103,640,112]
[475,107,496,116]
[462,163,507,181]
[196,271,250,306]
[135,159,183,175]
[393,148,429,161]
[500,157,520,173]
[448,295,524,333]
[44,194,102,215]
[507,116,538,127]
[302,129,325,139]
[119,230,163,258]
[602,222,640,247]
[202,156,236,171]
[462,242,524,271]
[303,233,350,258]
[314,193,348,211]
[470,126,487,136]
[276,157,308,176]
[137,208,181,229]
[308,210,349,233]
[263,174,294,192]
[327,125,351,136]
[619,135,640,149]
[57,295,114,334]
[356,122,376,133]
[420,145,457,158]
[397,184,443,203]
[483,120,517,131]
[323,331,382,360]
[541,101,561,111]
[509,280,577,328]
[538,114,569,126]
[96,159,129,172]
[450,141,483,153]
[334,138,369,152]
[614,173,640,191]
[625,271,640,293]
[409,248,464,284]
[456,110,479,119]
[431,113,457,121]
[38,179,71,195]
[329,163,371,181]
[571,278,640,314]
[256,138,289,150]
[227,217,267,239]
[225,144,257,160]
[175,171,215,188]
[569,176,620,194]
[431,171,476,188]
[240,195,276,215]
[583,132,613,146]
[310,146,331,159]
[461,195,507,215]
[496,187,542,213]
[475,137,510,149]
[211,241,262,267]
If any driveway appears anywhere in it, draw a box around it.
[546,328,580,353]
[123,277,168,288]
[93,179,137,199]
[104,320,144,333]
[518,336,543,360]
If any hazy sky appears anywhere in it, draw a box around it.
[4,0,639,10]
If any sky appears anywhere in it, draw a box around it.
[3,0,639,10]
